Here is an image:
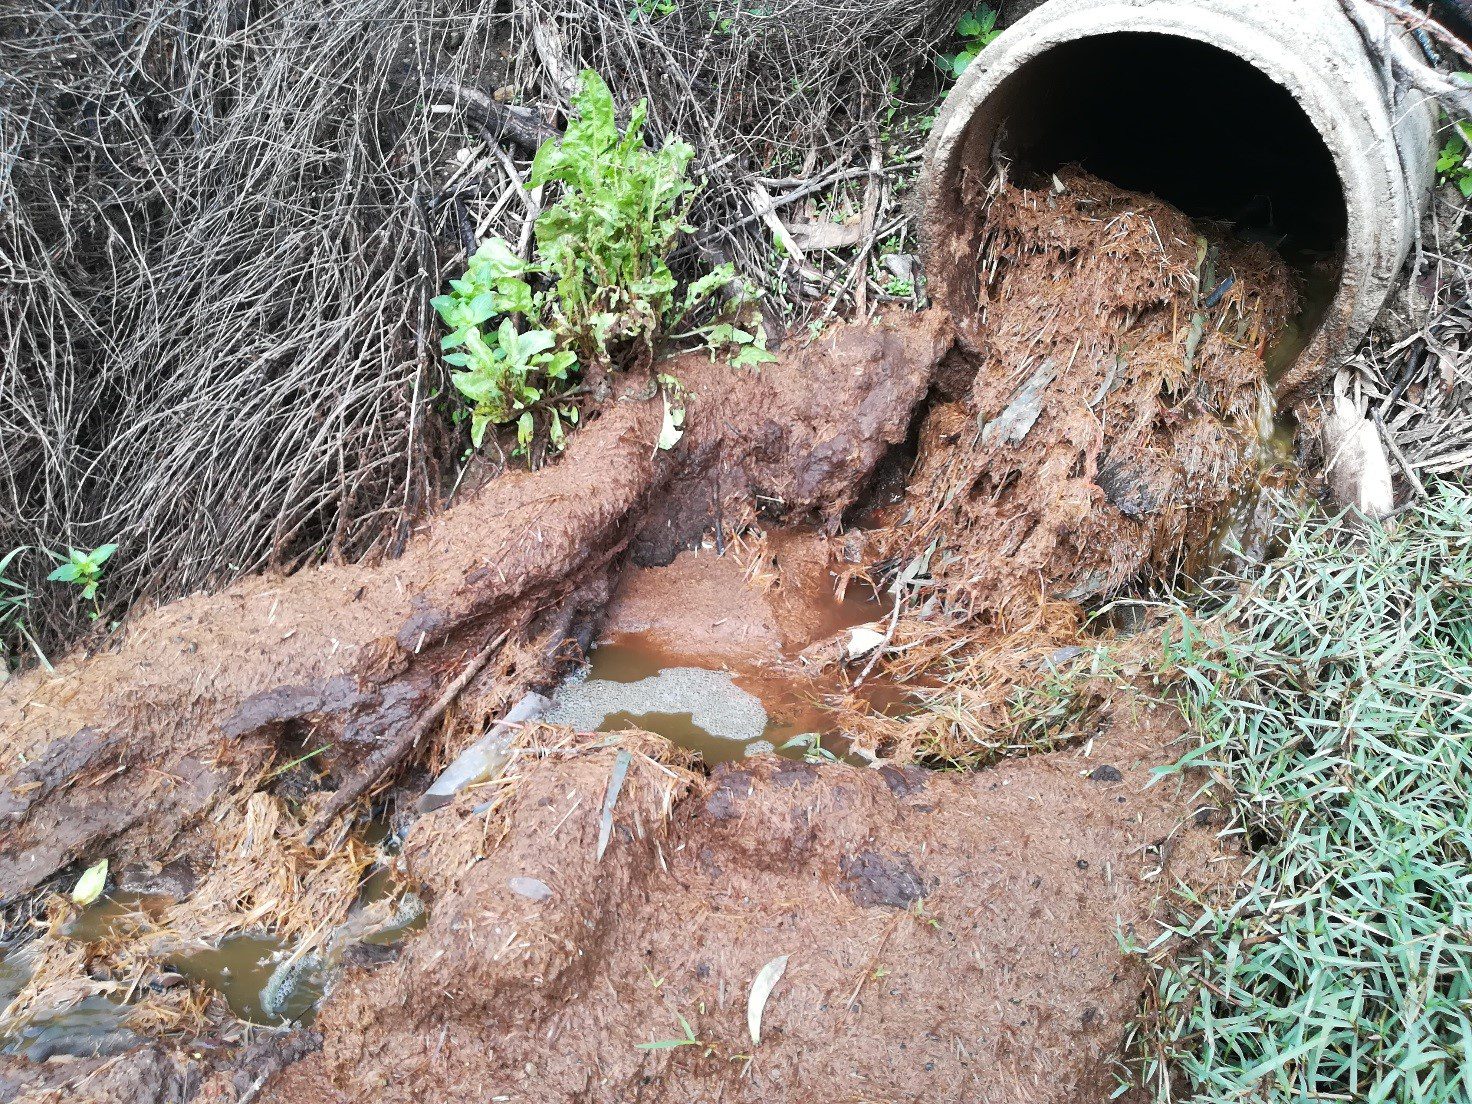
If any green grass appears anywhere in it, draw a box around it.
[1133,483,1472,1103]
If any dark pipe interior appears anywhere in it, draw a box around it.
[993,33,1349,260]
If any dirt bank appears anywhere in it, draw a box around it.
[260,707,1230,1104]
[0,169,1296,1100]
[0,312,950,913]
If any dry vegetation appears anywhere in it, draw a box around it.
[1,1,1472,1101]
[0,0,967,662]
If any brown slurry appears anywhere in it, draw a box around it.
[258,707,1233,1104]
[888,171,1297,623]
[0,311,950,908]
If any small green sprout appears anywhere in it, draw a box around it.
[636,1011,707,1051]
[47,544,117,613]
[780,732,839,764]
[1438,118,1472,199]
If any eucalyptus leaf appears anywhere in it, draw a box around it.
[596,750,632,861]
[747,954,789,1045]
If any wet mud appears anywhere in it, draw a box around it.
[0,171,1309,1100]
[0,309,949,907]
[261,711,1235,1104]
[888,170,1297,621]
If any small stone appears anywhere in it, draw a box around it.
[508,876,553,902]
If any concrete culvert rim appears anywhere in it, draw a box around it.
[920,0,1437,386]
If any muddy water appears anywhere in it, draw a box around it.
[0,894,163,1058]
[549,633,856,764]
[0,839,425,1047]
[172,935,322,1023]
[548,535,892,764]
[1186,264,1336,581]
[1264,263,1339,384]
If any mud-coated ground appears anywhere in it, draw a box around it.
[0,170,1298,1102]
[260,706,1232,1104]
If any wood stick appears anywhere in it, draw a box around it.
[307,630,508,841]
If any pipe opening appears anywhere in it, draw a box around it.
[987,33,1349,262]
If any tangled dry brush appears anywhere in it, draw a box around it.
[0,0,966,659]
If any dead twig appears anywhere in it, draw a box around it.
[430,77,558,154]
[307,629,509,841]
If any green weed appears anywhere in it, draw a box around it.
[780,732,839,764]
[433,71,771,458]
[1130,484,1472,1103]
[46,544,117,619]
[1,548,40,673]
[627,0,677,22]
[938,6,1001,80]
[1438,119,1472,199]
[636,1011,712,1053]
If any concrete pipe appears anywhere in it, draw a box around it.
[920,0,1438,385]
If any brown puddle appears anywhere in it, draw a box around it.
[559,633,854,764]
[548,531,899,765]
[171,934,323,1024]
[0,834,425,1052]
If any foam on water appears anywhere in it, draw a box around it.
[546,667,769,746]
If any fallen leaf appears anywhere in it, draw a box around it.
[747,954,789,1045]
[657,391,685,451]
[596,750,632,861]
[508,876,553,902]
[71,859,108,906]
[787,218,866,252]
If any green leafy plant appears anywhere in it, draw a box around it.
[47,544,117,617]
[527,71,744,369]
[628,0,677,21]
[780,732,839,764]
[703,322,773,369]
[939,6,1000,79]
[433,70,771,460]
[1438,117,1472,198]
